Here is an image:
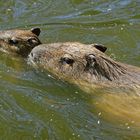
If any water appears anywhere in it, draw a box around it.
[0,0,140,139]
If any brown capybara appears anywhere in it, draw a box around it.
[28,42,140,124]
[0,28,41,57]
[28,42,140,95]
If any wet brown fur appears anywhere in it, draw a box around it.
[0,28,41,57]
[28,42,140,94]
[28,42,140,124]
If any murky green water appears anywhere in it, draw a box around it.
[0,0,140,140]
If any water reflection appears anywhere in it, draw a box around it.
[0,0,140,139]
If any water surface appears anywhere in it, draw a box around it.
[0,0,140,140]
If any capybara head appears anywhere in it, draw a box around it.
[0,28,41,57]
[28,42,140,86]
[29,42,122,81]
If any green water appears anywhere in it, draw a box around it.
[0,0,140,140]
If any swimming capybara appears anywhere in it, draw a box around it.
[28,42,140,95]
[0,28,41,57]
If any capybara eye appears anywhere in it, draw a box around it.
[60,57,74,65]
[9,38,19,45]
[60,54,74,65]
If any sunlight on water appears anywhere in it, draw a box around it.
[0,0,140,140]
[92,91,140,126]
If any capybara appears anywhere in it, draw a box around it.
[28,42,140,95]
[0,28,41,57]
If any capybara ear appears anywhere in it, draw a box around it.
[92,44,107,53]
[31,28,41,36]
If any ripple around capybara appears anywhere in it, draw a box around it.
[28,42,140,125]
[1,27,140,126]
[28,42,140,93]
